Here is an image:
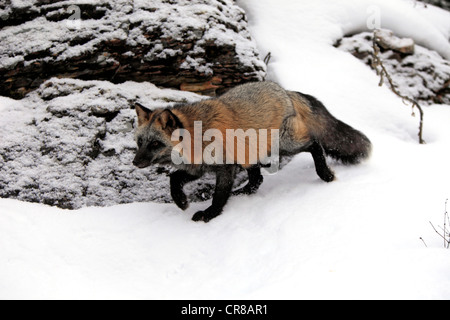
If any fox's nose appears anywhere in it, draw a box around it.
[132,155,140,167]
[133,155,148,168]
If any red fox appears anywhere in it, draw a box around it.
[133,81,371,222]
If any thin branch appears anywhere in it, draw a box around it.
[419,237,428,248]
[429,221,448,243]
[427,199,450,249]
[372,30,425,144]
[263,52,272,65]
[445,199,449,248]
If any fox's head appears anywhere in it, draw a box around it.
[133,103,182,168]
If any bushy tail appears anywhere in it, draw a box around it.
[299,92,372,165]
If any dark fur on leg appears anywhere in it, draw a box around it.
[170,170,201,210]
[232,166,263,196]
[192,166,236,222]
[308,140,335,182]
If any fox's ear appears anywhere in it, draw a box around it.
[135,103,152,127]
[157,109,181,131]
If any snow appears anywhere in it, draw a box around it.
[374,28,415,52]
[1,0,450,299]
[238,0,450,61]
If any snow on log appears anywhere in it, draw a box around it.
[0,0,266,98]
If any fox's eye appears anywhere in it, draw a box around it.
[137,138,143,148]
[148,140,161,149]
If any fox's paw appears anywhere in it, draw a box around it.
[317,168,335,183]
[192,208,221,223]
[172,192,189,211]
[321,171,335,183]
[192,210,211,223]
[232,184,259,196]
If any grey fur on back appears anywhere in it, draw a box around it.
[218,81,296,119]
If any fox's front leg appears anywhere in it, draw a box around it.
[170,170,201,210]
[192,166,236,223]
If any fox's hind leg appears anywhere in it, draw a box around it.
[170,170,201,210]
[308,140,335,182]
[232,166,263,196]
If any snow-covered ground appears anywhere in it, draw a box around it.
[1,0,450,299]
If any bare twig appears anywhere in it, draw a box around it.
[419,237,428,248]
[372,30,425,144]
[430,222,447,243]
[428,199,450,249]
[263,52,272,65]
[445,199,449,249]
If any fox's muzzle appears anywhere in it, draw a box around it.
[133,150,152,168]
[133,159,150,168]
